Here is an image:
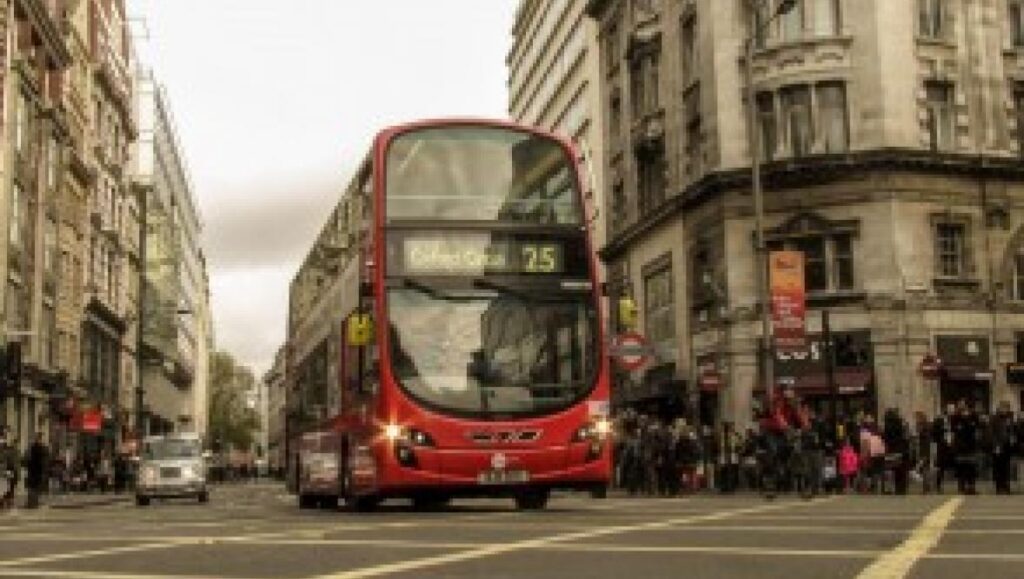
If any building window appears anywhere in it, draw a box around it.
[812,0,841,36]
[610,181,626,233]
[8,183,24,250]
[925,81,955,151]
[605,22,620,72]
[15,93,28,154]
[43,218,57,276]
[1012,252,1024,301]
[796,237,827,291]
[644,263,675,360]
[680,15,696,83]
[630,52,660,118]
[817,82,849,152]
[781,85,812,157]
[637,151,666,215]
[46,137,59,190]
[1013,1,1024,47]
[920,0,946,39]
[609,92,622,148]
[769,234,855,292]
[1016,86,1024,156]
[41,306,56,369]
[756,92,778,161]
[935,222,967,277]
[832,234,854,290]
[780,0,805,41]
[685,86,702,171]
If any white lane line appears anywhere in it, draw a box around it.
[311,497,838,579]
[0,541,188,568]
[0,570,218,579]
[853,497,963,579]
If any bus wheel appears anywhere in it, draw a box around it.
[319,496,338,510]
[299,494,317,509]
[514,489,550,511]
[590,485,608,499]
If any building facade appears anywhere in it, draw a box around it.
[263,345,286,476]
[508,0,608,251]
[586,0,1024,427]
[133,75,212,438]
[1,0,73,454]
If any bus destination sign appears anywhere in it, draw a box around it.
[402,236,564,275]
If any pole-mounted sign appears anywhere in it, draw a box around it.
[610,332,654,372]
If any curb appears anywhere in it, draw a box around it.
[45,496,132,510]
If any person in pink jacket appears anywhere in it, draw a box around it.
[838,442,859,493]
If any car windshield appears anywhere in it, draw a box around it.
[143,439,201,460]
[387,285,597,416]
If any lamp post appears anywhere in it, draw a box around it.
[743,0,796,410]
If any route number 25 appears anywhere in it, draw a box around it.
[522,245,558,273]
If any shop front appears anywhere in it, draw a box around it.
[612,362,686,422]
[773,330,875,421]
[936,335,992,412]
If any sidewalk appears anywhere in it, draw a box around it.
[42,491,132,510]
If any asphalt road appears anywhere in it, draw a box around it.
[0,484,1022,579]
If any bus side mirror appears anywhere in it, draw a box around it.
[347,314,374,347]
[618,297,638,329]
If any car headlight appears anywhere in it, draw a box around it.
[183,465,201,480]
[141,466,157,484]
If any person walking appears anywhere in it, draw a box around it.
[951,401,980,495]
[24,433,49,509]
[1,429,19,510]
[883,409,911,495]
[932,405,956,493]
[912,411,933,493]
[991,402,1016,495]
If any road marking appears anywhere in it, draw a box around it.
[311,497,838,579]
[0,571,216,579]
[0,541,188,568]
[854,497,962,579]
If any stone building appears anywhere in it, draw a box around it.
[586,0,1024,427]
[80,0,140,456]
[263,346,286,476]
[133,75,212,438]
[508,0,608,250]
[0,0,73,453]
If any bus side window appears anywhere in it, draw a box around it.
[361,344,380,396]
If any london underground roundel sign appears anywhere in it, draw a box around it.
[611,332,653,372]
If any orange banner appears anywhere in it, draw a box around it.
[770,250,806,352]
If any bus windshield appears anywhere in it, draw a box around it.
[385,126,582,225]
[387,286,597,416]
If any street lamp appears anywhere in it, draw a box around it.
[743,0,796,412]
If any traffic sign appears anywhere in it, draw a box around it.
[610,332,653,371]
[919,354,943,379]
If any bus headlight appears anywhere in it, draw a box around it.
[594,418,612,438]
[384,423,403,441]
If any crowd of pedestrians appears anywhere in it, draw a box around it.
[0,427,136,511]
[612,394,1024,498]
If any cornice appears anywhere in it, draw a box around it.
[599,149,1024,261]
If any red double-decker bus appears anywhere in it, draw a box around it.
[289,119,610,511]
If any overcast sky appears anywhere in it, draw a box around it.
[130,0,518,374]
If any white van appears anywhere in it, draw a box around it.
[136,434,208,506]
